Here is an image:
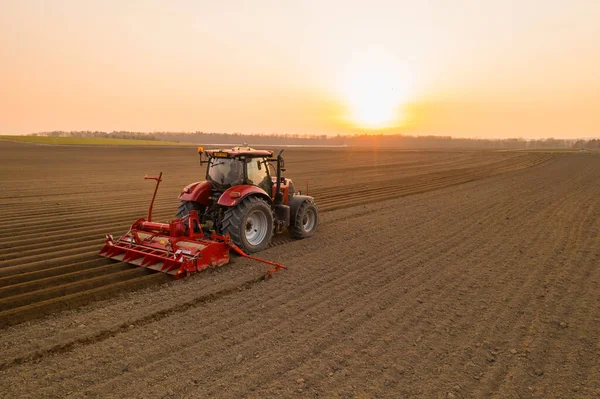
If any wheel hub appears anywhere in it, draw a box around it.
[302,208,316,232]
[245,210,268,246]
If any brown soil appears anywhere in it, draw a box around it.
[0,143,550,328]
[1,142,598,398]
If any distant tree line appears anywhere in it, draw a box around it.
[571,139,600,150]
[348,135,599,149]
[152,132,335,146]
[31,131,599,149]
[33,131,160,141]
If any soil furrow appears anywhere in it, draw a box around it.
[1,142,596,398]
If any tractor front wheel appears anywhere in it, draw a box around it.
[221,196,274,253]
[291,200,319,239]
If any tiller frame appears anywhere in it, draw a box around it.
[99,172,286,279]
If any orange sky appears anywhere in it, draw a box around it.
[1,1,599,138]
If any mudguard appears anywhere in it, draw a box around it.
[179,181,212,205]
[217,185,272,207]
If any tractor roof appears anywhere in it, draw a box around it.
[204,146,273,158]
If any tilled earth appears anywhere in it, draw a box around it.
[0,142,598,398]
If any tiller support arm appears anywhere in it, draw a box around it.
[225,239,287,279]
[144,172,163,222]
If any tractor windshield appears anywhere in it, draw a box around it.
[207,158,244,187]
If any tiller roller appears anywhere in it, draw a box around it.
[99,173,286,279]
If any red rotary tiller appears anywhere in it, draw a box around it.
[99,172,286,279]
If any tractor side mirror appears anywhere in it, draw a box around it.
[198,146,204,166]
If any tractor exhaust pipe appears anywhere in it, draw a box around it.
[275,149,284,205]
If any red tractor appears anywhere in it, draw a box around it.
[177,146,319,253]
[99,146,318,279]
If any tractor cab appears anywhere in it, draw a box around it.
[203,147,273,194]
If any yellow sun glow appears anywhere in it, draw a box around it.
[346,75,405,128]
[338,51,414,130]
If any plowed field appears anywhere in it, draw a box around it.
[1,141,598,398]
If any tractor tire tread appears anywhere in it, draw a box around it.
[221,196,272,253]
[290,200,319,239]
[176,201,205,219]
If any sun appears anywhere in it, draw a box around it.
[345,74,405,129]
[337,51,414,130]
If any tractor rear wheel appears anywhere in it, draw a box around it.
[291,200,318,239]
[221,196,273,253]
[176,201,205,219]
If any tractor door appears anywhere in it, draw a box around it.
[246,158,272,195]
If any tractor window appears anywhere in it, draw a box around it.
[207,158,244,187]
[246,158,270,189]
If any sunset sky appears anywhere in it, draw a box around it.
[1,0,599,138]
